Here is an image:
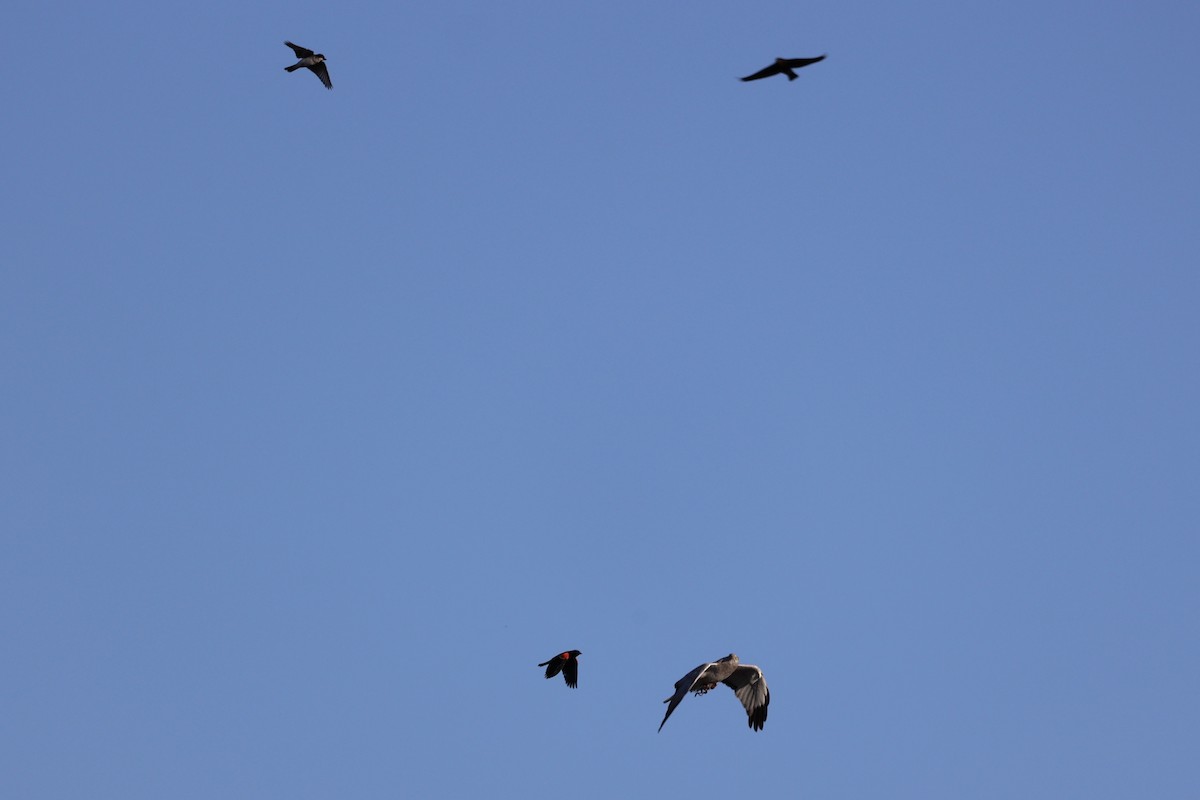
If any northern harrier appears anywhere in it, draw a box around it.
[659,653,769,731]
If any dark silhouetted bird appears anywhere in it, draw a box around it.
[659,653,770,732]
[538,650,582,688]
[740,55,825,82]
[284,41,332,90]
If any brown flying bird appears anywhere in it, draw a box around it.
[740,55,826,82]
[284,41,332,90]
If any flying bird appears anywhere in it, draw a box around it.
[740,55,826,82]
[538,650,582,688]
[658,653,769,732]
[284,41,332,90]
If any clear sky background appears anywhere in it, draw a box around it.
[3,1,1198,797]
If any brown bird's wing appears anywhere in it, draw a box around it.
[740,63,783,82]
[721,664,770,731]
[309,62,332,89]
[780,55,826,69]
[562,657,578,688]
[285,41,315,58]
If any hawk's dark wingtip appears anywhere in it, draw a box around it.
[748,704,768,731]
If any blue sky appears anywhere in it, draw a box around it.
[3,1,1198,797]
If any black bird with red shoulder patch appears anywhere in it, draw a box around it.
[538,650,582,688]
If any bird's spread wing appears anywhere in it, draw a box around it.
[310,62,332,89]
[721,665,769,731]
[285,41,314,58]
[781,55,826,69]
[740,64,782,82]
[563,658,578,688]
[658,662,711,732]
[539,657,564,679]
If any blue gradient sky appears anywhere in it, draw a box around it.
[3,1,1198,797]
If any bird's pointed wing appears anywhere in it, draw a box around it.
[285,41,315,58]
[740,63,782,82]
[721,664,770,731]
[781,55,826,69]
[310,62,332,89]
[563,657,578,688]
[539,656,564,679]
[658,662,711,732]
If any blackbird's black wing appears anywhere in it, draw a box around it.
[539,656,565,680]
[562,657,578,688]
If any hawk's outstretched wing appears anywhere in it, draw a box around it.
[740,63,783,82]
[658,662,712,732]
[781,55,826,70]
[722,664,770,731]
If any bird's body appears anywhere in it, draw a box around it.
[659,653,770,732]
[284,41,332,89]
[538,650,582,688]
[740,55,826,82]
